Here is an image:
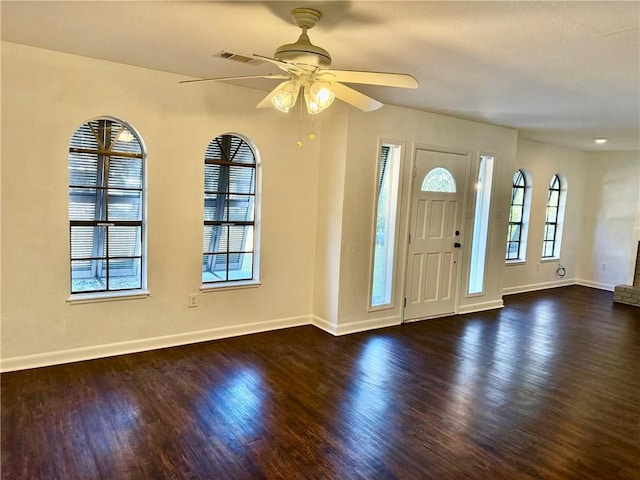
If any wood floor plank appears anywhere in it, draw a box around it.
[2,286,639,479]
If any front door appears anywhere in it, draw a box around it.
[404,149,469,321]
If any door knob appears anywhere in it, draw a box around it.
[454,242,461,248]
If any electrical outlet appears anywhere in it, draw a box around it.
[536,263,540,272]
[601,263,607,271]
[188,293,199,308]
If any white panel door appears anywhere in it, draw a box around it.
[404,149,468,321]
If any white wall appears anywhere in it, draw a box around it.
[503,141,640,294]
[319,105,519,333]
[577,151,640,289]
[1,42,321,369]
[312,103,349,331]
[503,139,588,294]
[4,42,635,372]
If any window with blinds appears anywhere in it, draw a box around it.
[203,134,258,284]
[68,118,145,294]
[542,174,564,258]
[370,143,402,309]
[506,169,528,260]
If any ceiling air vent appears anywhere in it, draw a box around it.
[215,51,264,65]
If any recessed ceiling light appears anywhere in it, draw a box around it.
[593,138,607,144]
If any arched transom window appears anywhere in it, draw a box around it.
[421,167,456,193]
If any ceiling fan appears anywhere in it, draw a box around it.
[181,7,419,114]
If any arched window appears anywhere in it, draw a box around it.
[542,174,566,258]
[506,169,531,261]
[68,117,146,294]
[203,134,260,285]
[421,167,456,192]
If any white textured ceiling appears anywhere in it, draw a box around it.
[2,1,639,151]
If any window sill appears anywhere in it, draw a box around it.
[368,302,396,313]
[466,291,485,298]
[201,280,261,292]
[505,259,527,266]
[541,257,561,263]
[67,290,150,305]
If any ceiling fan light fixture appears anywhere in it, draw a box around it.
[304,81,335,114]
[185,7,418,115]
[271,80,301,113]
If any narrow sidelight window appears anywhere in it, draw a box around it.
[203,134,259,285]
[370,143,402,308]
[68,118,146,294]
[468,155,495,295]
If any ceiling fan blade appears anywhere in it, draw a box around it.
[180,73,288,84]
[251,54,290,67]
[331,82,383,112]
[321,70,419,89]
[256,81,289,109]
[251,54,308,74]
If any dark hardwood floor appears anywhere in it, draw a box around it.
[2,286,639,479]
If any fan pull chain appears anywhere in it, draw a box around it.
[296,98,304,147]
[296,98,319,147]
[309,113,316,141]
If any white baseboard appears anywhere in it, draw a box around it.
[6,278,610,372]
[312,314,401,336]
[311,315,338,335]
[334,315,401,336]
[574,279,615,291]
[1,315,312,372]
[502,279,574,296]
[458,299,504,315]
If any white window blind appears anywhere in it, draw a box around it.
[203,134,258,284]
[68,118,145,294]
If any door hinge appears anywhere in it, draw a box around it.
[403,298,407,308]
[413,167,417,178]
[408,233,411,244]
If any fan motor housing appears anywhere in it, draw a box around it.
[274,34,332,67]
[274,8,332,67]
